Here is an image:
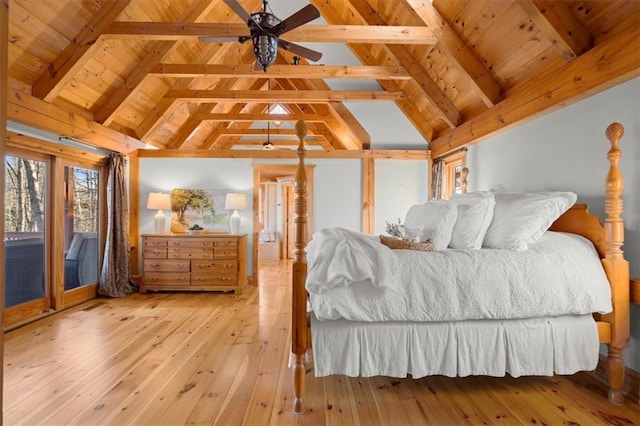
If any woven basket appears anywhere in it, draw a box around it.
[379,235,435,251]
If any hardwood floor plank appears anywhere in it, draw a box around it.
[4,260,639,425]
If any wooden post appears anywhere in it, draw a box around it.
[461,166,469,194]
[602,122,629,405]
[0,0,8,416]
[292,120,308,414]
[362,151,375,234]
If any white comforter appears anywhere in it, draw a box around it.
[306,229,612,322]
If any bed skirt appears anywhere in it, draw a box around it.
[310,314,599,378]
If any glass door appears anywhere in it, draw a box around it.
[61,164,101,306]
[4,154,49,324]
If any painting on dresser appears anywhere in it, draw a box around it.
[170,189,230,233]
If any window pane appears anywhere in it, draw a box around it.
[4,155,47,307]
[64,166,99,290]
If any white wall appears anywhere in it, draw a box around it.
[374,159,429,235]
[466,77,640,371]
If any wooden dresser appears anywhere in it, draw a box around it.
[140,234,247,294]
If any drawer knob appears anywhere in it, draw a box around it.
[222,277,232,282]
[224,264,233,269]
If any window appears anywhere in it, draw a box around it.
[442,150,467,199]
[4,154,48,308]
[63,165,100,291]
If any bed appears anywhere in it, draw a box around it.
[289,121,630,414]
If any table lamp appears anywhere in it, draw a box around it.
[225,193,246,235]
[147,192,171,234]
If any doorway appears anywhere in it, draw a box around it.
[252,164,314,286]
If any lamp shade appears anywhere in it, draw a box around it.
[225,193,247,210]
[146,192,171,210]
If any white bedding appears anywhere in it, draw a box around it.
[311,314,600,378]
[307,230,612,322]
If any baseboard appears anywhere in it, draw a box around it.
[588,355,640,404]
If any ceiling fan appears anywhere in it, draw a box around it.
[201,0,323,71]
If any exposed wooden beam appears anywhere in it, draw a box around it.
[310,0,434,142]
[6,132,106,163]
[217,128,322,136]
[406,0,503,107]
[7,79,145,153]
[92,0,220,126]
[288,75,367,149]
[272,78,349,151]
[165,90,405,102]
[516,0,592,61]
[430,27,640,158]
[197,113,325,122]
[232,139,326,147]
[136,42,255,141]
[322,0,461,128]
[103,23,438,44]
[137,148,429,159]
[31,0,133,102]
[149,64,412,80]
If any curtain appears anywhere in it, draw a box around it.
[431,159,444,200]
[98,153,134,297]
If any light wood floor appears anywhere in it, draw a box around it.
[4,260,639,425]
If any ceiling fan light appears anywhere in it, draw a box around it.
[262,141,275,150]
[253,33,278,71]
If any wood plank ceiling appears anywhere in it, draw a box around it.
[6,0,640,157]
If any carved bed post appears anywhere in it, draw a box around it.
[602,122,629,405]
[292,120,308,414]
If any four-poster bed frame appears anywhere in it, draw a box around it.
[290,121,630,413]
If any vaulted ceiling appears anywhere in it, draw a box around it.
[6,0,640,158]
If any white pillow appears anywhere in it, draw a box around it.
[449,191,495,249]
[404,200,458,250]
[483,191,577,251]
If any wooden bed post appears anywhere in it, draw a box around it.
[292,120,308,414]
[602,122,629,405]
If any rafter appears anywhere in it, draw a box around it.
[92,0,222,126]
[173,77,264,150]
[164,90,404,102]
[429,26,640,157]
[31,0,133,102]
[149,64,412,80]
[516,0,592,61]
[136,42,256,141]
[103,23,438,44]
[406,0,503,107]
[310,0,434,142]
[344,0,461,128]
[196,113,326,122]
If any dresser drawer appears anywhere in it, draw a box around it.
[144,238,169,248]
[168,249,214,260]
[191,273,237,286]
[191,260,237,273]
[214,247,237,259]
[144,259,190,272]
[144,272,190,286]
[168,239,214,248]
[143,248,167,259]
[214,239,238,249]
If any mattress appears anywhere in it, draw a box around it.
[310,313,599,378]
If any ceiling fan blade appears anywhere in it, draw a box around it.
[198,36,245,43]
[272,4,320,35]
[278,40,322,62]
[223,0,253,24]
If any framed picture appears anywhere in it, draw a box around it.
[170,189,230,233]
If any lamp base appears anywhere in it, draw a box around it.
[154,209,167,234]
[229,210,241,235]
